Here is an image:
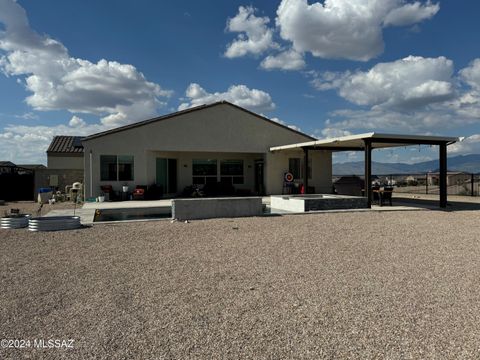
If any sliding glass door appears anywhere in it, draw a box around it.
[156,158,177,194]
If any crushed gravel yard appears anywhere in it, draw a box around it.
[1,209,480,359]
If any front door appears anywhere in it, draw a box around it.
[156,158,177,195]
[254,160,265,195]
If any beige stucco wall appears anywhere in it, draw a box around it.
[83,103,332,197]
[265,149,332,194]
[47,153,84,169]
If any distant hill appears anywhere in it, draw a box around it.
[333,154,480,175]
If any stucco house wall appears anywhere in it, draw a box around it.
[83,102,332,197]
[47,153,84,170]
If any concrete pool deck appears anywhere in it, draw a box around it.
[43,195,437,224]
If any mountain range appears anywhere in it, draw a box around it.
[333,154,480,175]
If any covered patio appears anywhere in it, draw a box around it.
[270,133,459,208]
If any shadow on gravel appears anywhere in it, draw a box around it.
[394,198,480,212]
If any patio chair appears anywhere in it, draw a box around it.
[132,185,147,200]
[380,187,393,206]
[372,185,380,204]
[100,185,114,201]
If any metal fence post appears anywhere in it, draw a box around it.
[472,173,475,197]
[425,172,428,194]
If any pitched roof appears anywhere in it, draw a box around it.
[0,161,16,167]
[83,101,316,142]
[47,136,84,154]
[18,164,47,170]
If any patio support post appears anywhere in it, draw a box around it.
[364,140,372,208]
[439,143,447,208]
[303,147,309,194]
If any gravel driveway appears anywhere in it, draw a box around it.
[1,209,480,359]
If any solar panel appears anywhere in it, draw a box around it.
[72,137,83,148]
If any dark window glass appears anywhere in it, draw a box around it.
[220,160,243,176]
[100,155,134,181]
[220,176,232,184]
[193,159,217,176]
[220,160,244,185]
[100,155,117,181]
[205,176,217,184]
[118,155,134,181]
[232,177,244,185]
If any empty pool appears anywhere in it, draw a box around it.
[94,207,171,222]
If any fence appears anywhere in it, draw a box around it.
[333,173,480,197]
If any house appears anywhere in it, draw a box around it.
[47,136,84,169]
[82,101,333,198]
[0,161,16,174]
[39,135,84,195]
[427,171,471,187]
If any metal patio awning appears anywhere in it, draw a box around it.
[270,132,459,152]
[270,132,460,209]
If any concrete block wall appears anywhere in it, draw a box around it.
[34,169,84,197]
[172,197,263,220]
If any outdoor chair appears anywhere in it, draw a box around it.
[132,185,147,200]
[372,185,380,204]
[100,185,114,201]
[380,187,393,206]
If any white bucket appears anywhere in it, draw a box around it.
[122,186,129,192]
[98,196,105,202]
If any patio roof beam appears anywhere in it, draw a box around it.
[303,146,365,151]
[369,138,452,146]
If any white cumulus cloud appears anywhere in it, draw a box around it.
[178,83,275,113]
[315,56,455,110]
[276,0,439,61]
[260,49,305,71]
[384,1,440,27]
[224,6,277,58]
[460,59,480,91]
[68,115,86,128]
[449,134,480,155]
[0,122,109,164]
[0,0,172,127]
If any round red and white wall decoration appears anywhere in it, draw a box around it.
[284,172,294,183]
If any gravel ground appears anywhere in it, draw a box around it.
[1,208,480,359]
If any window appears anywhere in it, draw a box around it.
[289,158,301,179]
[192,159,217,185]
[118,155,134,181]
[100,155,117,181]
[220,160,244,185]
[100,155,134,181]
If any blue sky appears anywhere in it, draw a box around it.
[1,0,480,164]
